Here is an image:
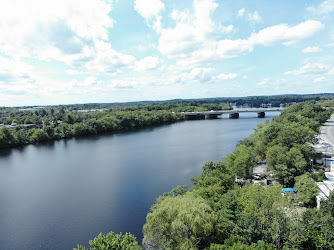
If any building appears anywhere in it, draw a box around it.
[0,124,37,130]
[316,181,334,209]
[323,158,334,168]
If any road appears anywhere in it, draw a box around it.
[320,114,334,147]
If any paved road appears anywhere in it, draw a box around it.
[320,114,334,147]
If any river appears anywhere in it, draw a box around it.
[0,111,280,249]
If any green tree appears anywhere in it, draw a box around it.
[266,145,307,186]
[30,129,49,142]
[74,231,141,250]
[225,145,255,179]
[143,196,216,249]
[0,126,15,147]
[294,173,319,206]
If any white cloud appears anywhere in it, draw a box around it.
[249,21,324,46]
[237,8,246,17]
[307,0,334,16]
[256,78,270,87]
[285,63,330,75]
[70,76,101,88]
[216,20,324,59]
[0,57,34,84]
[134,0,165,20]
[247,11,262,23]
[0,0,141,80]
[66,69,86,75]
[0,0,113,59]
[134,0,165,33]
[217,39,253,58]
[219,24,235,34]
[302,46,323,53]
[158,0,218,56]
[217,73,238,80]
[135,56,160,71]
[85,40,135,73]
[183,67,215,83]
[314,76,326,83]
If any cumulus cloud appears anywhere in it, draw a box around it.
[134,0,165,19]
[249,21,324,46]
[237,9,262,22]
[0,0,113,59]
[237,8,246,17]
[135,56,161,71]
[183,68,216,83]
[134,0,165,33]
[217,39,253,58]
[0,0,141,79]
[158,0,218,56]
[285,63,330,75]
[66,69,86,75]
[217,73,238,80]
[247,11,262,23]
[302,46,323,53]
[256,78,270,87]
[307,0,334,16]
[85,40,135,73]
[314,76,326,83]
[217,20,324,59]
[0,56,34,84]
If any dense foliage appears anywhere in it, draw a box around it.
[0,110,184,148]
[74,232,140,250]
[0,99,236,148]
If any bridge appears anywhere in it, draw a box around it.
[182,108,283,120]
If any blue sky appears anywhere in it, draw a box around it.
[0,0,334,106]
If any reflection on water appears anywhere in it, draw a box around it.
[0,112,280,249]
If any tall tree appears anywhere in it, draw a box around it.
[143,196,216,249]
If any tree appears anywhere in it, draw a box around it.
[266,145,307,186]
[0,126,15,147]
[30,129,49,142]
[225,145,255,179]
[74,231,141,250]
[143,196,216,249]
[294,174,319,206]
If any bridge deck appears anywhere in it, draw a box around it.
[183,108,283,116]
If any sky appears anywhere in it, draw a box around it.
[0,0,334,106]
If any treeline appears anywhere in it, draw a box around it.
[115,102,232,112]
[0,99,232,149]
[2,93,334,119]
[0,101,232,119]
[76,101,334,249]
[0,110,183,148]
[224,93,334,107]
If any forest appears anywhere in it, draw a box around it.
[75,101,334,249]
[0,100,235,148]
[1,94,334,149]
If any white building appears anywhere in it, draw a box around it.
[316,181,334,209]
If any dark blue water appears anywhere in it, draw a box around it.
[0,111,280,249]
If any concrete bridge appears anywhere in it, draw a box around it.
[182,108,283,120]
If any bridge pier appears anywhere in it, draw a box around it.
[185,114,205,120]
[229,113,239,119]
[205,114,218,119]
[257,112,265,118]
